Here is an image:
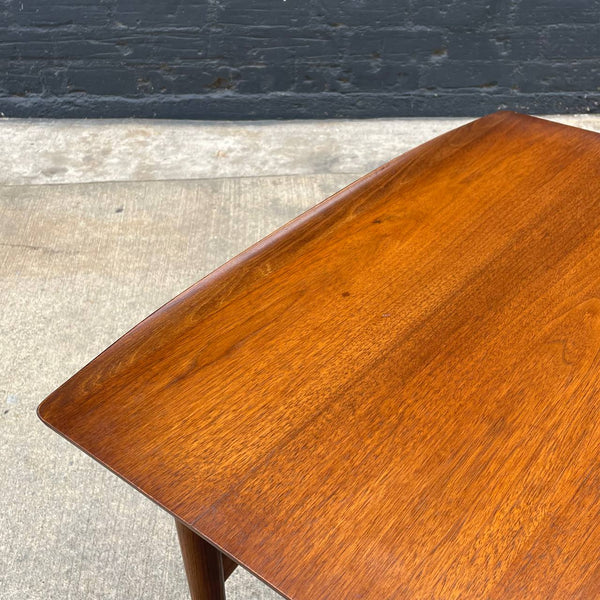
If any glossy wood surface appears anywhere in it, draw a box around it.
[39,112,600,599]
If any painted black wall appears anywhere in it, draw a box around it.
[1,0,599,119]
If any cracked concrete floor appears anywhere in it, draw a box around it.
[1,114,599,600]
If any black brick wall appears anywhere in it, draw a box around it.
[0,0,599,118]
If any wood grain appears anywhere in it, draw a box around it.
[38,111,600,599]
[176,520,225,600]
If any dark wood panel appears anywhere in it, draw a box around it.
[176,520,225,600]
[39,111,600,599]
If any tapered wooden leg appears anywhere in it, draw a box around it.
[176,519,226,600]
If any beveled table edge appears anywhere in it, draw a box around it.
[37,110,573,599]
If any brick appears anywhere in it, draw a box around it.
[235,65,295,94]
[316,0,412,27]
[511,25,600,59]
[114,0,209,27]
[208,26,342,63]
[343,60,419,92]
[214,0,316,27]
[412,0,495,27]
[0,63,45,95]
[289,64,349,94]
[66,66,139,96]
[144,63,242,95]
[444,31,511,60]
[345,29,444,60]
[419,61,516,90]
[517,62,600,93]
[514,0,600,25]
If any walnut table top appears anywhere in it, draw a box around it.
[39,112,600,599]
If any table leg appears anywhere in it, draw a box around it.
[176,519,226,600]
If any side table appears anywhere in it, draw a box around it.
[39,112,600,599]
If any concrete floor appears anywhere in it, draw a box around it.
[2,114,599,600]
